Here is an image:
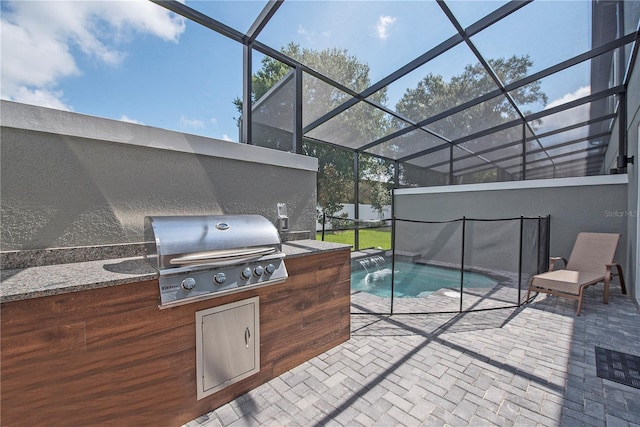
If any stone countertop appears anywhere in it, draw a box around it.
[282,239,352,257]
[0,240,351,303]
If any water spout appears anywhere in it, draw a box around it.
[358,259,370,273]
[357,255,387,274]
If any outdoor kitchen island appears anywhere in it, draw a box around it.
[0,239,351,426]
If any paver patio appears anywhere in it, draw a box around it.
[184,284,640,426]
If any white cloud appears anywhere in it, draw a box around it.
[536,86,591,142]
[119,115,143,124]
[9,86,71,111]
[296,24,330,43]
[221,134,235,142]
[180,116,205,129]
[376,15,397,40]
[0,0,185,110]
[545,85,591,110]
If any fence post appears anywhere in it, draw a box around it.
[321,213,326,241]
[459,216,466,313]
[518,216,524,306]
[537,216,542,274]
[390,217,396,316]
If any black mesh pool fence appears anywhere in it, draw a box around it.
[350,215,550,316]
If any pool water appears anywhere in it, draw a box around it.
[351,261,499,298]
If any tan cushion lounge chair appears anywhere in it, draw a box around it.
[526,232,626,315]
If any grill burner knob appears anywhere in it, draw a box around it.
[181,277,196,291]
[213,272,226,285]
[253,266,264,277]
[241,267,252,280]
[265,264,276,275]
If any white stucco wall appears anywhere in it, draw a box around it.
[1,101,318,250]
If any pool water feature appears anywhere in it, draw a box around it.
[356,255,386,271]
[351,260,499,298]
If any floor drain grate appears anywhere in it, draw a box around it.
[595,346,640,389]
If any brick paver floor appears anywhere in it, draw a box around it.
[184,284,640,426]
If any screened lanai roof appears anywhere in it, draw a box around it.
[154,0,639,182]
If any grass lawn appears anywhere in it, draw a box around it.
[316,228,391,250]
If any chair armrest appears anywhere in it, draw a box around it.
[549,257,568,271]
[606,263,627,294]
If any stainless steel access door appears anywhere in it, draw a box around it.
[195,297,260,400]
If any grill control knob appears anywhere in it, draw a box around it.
[213,272,226,285]
[253,266,264,277]
[241,267,252,280]
[181,277,196,291]
[265,263,276,275]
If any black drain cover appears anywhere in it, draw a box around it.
[595,346,640,389]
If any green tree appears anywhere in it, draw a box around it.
[358,153,393,219]
[232,56,290,128]
[395,55,547,185]
[236,43,390,222]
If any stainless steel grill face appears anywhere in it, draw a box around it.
[145,215,287,308]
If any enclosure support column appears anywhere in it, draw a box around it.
[354,152,360,251]
[242,43,253,145]
[393,160,400,190]
[521,122,527,180]
[449,144,455,185]
[392,161,399,264]
[617,91,631,173]
[293,67,303,154]
[615,1,629,172]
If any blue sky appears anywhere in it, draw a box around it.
[0,0,604,144]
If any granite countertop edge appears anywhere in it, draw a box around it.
[0,240,351,303]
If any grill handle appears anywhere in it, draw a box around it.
[169,247,276,267]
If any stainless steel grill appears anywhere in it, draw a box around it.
[145,215,287,308]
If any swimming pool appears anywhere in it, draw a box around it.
[351,261,499,298]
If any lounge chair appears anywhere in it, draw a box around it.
[526,232,626,315]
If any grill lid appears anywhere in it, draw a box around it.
[145,214,282,270]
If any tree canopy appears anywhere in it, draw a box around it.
[397,55,546,135]
[395,55,547,184]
